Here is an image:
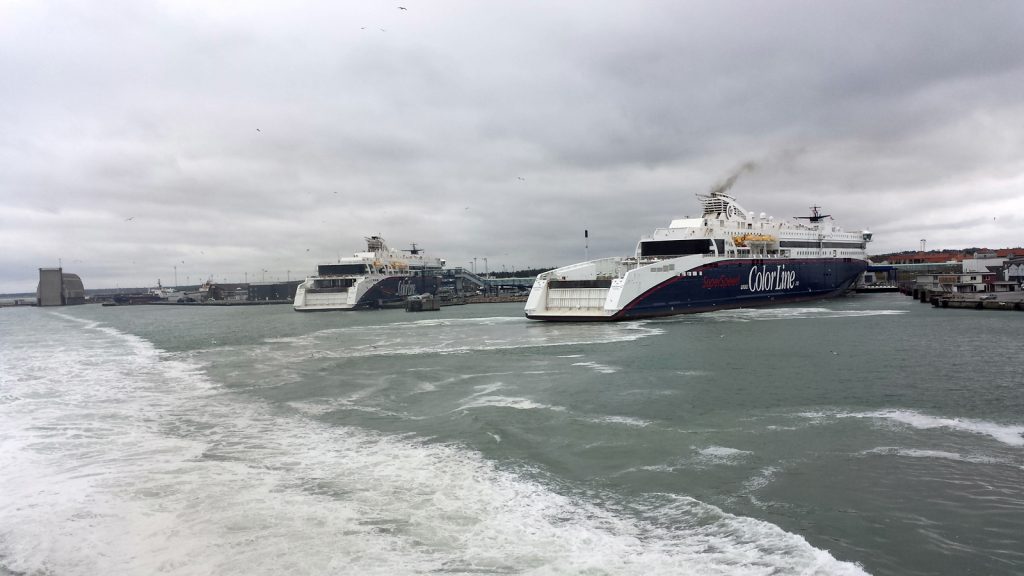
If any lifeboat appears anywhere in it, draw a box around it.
[732,234,777,247]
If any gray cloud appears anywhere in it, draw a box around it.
[2,0,1023,292]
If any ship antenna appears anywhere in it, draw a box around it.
[794,205,831,223]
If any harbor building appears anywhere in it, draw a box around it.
[248,281,302,302]
[914,272,991,294]
[36,268,86,306]
[1005,257,1024,285]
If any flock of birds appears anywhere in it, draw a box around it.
[359,6,407,32]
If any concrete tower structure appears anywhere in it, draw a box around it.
[37,268,86,306]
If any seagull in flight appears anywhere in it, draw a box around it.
[398,6,407,9]
[124,216,135,221]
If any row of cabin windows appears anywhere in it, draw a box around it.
[641,239,864,257]
[779,241,867,249]
[315,278,356,289]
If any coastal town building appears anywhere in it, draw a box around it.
[1004,257,1024,285]
[914,272,992,293]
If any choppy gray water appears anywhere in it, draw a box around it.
[1,294,1021,575]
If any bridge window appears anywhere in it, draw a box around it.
[640,239,714,257]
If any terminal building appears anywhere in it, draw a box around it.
[37,268,86,306]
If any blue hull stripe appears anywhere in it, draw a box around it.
[354,276,440,309]
[611,258,868,320]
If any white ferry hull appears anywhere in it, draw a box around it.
[294,275,432,312]
[294,236,445,312]
[525,189,872,322]
[525,255,868,321]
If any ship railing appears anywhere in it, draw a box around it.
[547,257,623,278]
[307,287,351,293]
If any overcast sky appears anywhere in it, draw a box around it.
[2,0,1023,293]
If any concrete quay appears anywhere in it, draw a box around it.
[913,289,1024,311]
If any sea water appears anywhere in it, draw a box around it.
[1,294,1021,575]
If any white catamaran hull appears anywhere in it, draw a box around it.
[526,189,872,322]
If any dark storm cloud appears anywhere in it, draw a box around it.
[1,0,1022,293]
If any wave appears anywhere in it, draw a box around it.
[626,445,754,475]
[260,317,664,361]
[743,466,781,492]
[695,445,753,466]
[861,447,1008,465]
[571,360,618,374]
[698,307,907,322]
[800,409,1024,448]
[854,409,1024,447]
[0,312,865,576]
[586,415,652,428]
[676,369,712,377]
[287,398,421,420]
[455,395,567,413]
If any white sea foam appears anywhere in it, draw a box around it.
[571,360,619,374]
[287,398,419,420]
[676,369,712,377]
[468,381,506,396]
[0,311,866,576]
[288,398,354,416]
[743,466,781,492]
[588,415,652,428]
[455,382,565,412]
[631,463,679,474]
[861,447,1007,465]
[765,425,802,431]
[455,395,567,412]
[695,445,753,465]
[702,307,907,322]
[260,316,664,361]
[630,445,754,474]
[837,409,1024,447]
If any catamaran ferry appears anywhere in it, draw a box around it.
[294,236,444,311]
[524,191,871,321]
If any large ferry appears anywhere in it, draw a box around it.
[525,191,871,321]
[294,236,445,311]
